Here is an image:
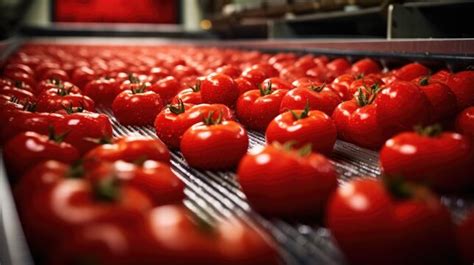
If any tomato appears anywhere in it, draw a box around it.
[154,102,233,149]
[0,108,64,143]
[457,211,474,265]
[138,205,280,265]
[430,69,451,84]
[380,126,474,193]
[327,179,456,265]
[236,81,289,132]
[20,178,152,255]
[172,84,202,105]
[83,77,119,106]
[241,68,267,87]
[332,85,388,149]
[455,106,474,139]
[148,66,171,82]
[237,143,337,219]
[393,62,430,81]
[280,83,341,116]
[0,84,35,102]
[446,70,474,110]
[266,107,336,154]
[3,131,79,178]
[36,87,95,112]
[53,111,113,154]
[112,87,163,126]
[294,54,316,70]
[149,76,180,104]
[88,160,184,206]
[84,136,170,170]
[326,58,351,80]
[4,71,35,88]
[234,77,255,95]
[36,79,79,95]
[40,68,70,82]
[347,74,383,97]
[200,73,239,107]
[350,58,381,75]
[181,119,248,170]
[415,76,458,122]
[72,66,97,89]
[305,66,329,82]
[216,64,241,78]
[330,74,357,100]
[4,63,34,77]
[375,81,431,133]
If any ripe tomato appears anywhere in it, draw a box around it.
[414,76,457,121]
[138,205,280,265]
[53,111,113,154]
[241,68,267,87]
[87,160,184,206]
[4,63,34,77]
[446,70,474,110]
[149,76,180,104]
[326,58,351,80]
[20,178,152,255]
[236,81,289,132]
[84,136,170,169]
[280,83,341,116]
[332,86,387,149]
[200,73,239,107]
[350,58,381,75]
[36,87,95,112]
[4,71,35,88]
[216,64,241,78]
[238,143,337,219]
[154,102,233,149]
[83,76,119,106]
[457,211,474,265]
[0,83,35,102]
[112,87,163,126]
[3,131,79,178]
[327,179,456,265]
[375,81,431,133]
[266,107,336,154]
[181,119,248,170]
[393,62,430,81]
[36,79,78,95]
[40,68,69,82]
[171,80,202,104]
[72,66,97,89]
[380,126,474,193]
[455,106,474,139]
[234,77,255,95]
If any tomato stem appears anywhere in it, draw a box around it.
[414,124,443,137]
[290,101,310,120]
[93,177,121,202]
[168,99,185,114]
[258,80,273,96]
[419,76,429,86]
[190,80,201,92]
[203,111,223,125]
[309,83,326,92]
[67,160,85,179]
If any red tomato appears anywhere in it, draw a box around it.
[280,83,341,116]
[149,76,180,104]
[241,68,267,87]
[413,76,457,121]
[347,74,383,97]
[266,108,336,154]
[216,64,241,78]
[154,102,233,149]
[3,131,79,178]
[20,178,152,255]
[36,87,95,113]
[84,136,170,170]
[446,70,474,110]
[181,120,248,170]
[375,81,431,133]
[0,84,35,102]
[326,58,351,80]
[294,54,317,70]
[83,77,119,106]
[72,66,97,89]
[4,71,35,88]
[455,106,474,139]
[36,79,79,95]
[350,58,381,75]
[138,205,280,265]
[200,73,239,107]
[238,143,337,218]
[40,68,70,82]
[4,63,34,77]
[327,179,456,265]
[236,81,289,132]
[430,69,451,84]
[112,88,163,126]
[172,84,202,105]
[148,66,171,82]
[305,66,329,82]
[380,127,474,193]
[53,111,113,154]
[393,62,430,81]
[457,211,474,265]
[234,77,255,95]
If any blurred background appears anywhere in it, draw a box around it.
[0,0,473,40]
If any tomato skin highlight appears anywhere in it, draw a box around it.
[238,144,337,219]
[112,89,163,126]
[181,120,248,170]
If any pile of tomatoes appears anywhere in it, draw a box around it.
[1,43,474,265]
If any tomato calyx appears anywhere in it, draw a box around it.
[67,160,85,179]
[56,86,73,96]
[355,83,381,107]
[419,76,430,86]
[274,141,313,157]
[128,73,140,84]
[258,80,273,96]
[132,155,148,166]
[9,96,21,104]
[190,80,201,92]
[203,111,223,125]
[62,103,85,114]
[383,176,437,203]
[309,83,326,93]
[48,126,69,143]
[168,99,185,114]
[414,124,443,137]
[22,101,37,112]
[93,176,121,202]
[290,101,310,120]
[355,73,364,80]
[13,80,26,89]
[131,83,148,94]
